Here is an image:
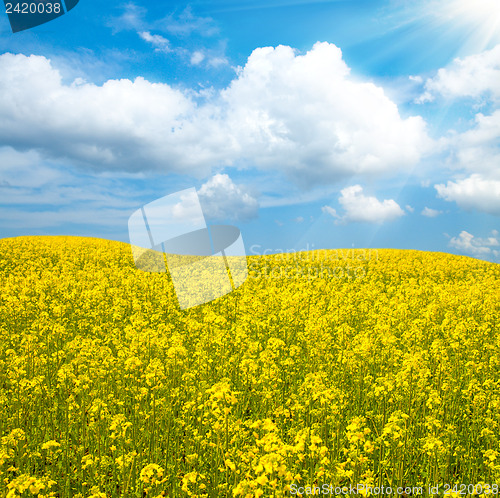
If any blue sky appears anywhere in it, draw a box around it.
[0,0,499,262]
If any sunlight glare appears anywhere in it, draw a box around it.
[442,0,500,48]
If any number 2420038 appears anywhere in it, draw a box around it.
[5,2,62,14]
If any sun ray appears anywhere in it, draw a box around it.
[431,0,500,51]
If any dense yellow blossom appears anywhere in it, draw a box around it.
[0,236,499,496]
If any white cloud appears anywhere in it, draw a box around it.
[405,204,414,213]
[445,109,500,179]
[0,148,252,235]
[419,45,500,212]
[449,230,500,259]
[294,216,304,223]
[110,5,226,68]
[322,205,339,218]
[222,42,431,186]
[0,45,430,187]
[157,189,205,227]
[110,4,218,38]
[207,55,229,68]
[190,51,205,65]
[337,185,404,223]
[197,174,258,221]
[418,44,500,102]
[188,49,228,68]
[108,3,146,32]
[421,207,442,217]
[435,174,500,215]
[0,147,142,235]
[0,147,63,189]
[421,45,500,183]
[139,31,171,53]
[0,147,135,210]
[160,6,219,37]
[0,53,230,177]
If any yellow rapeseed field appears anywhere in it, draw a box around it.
[0,236,499,497]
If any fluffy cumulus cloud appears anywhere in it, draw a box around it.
[0,53,232,176]
[197,174,258,221]
[419,44,500,102]
[323,185,404,224]
[449,230,500,259]
[435,175,500,216]
[222,42,430,186]
[339,185,405,223]
[0,45,430,187]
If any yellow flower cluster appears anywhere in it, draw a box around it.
[0,236,499,496]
